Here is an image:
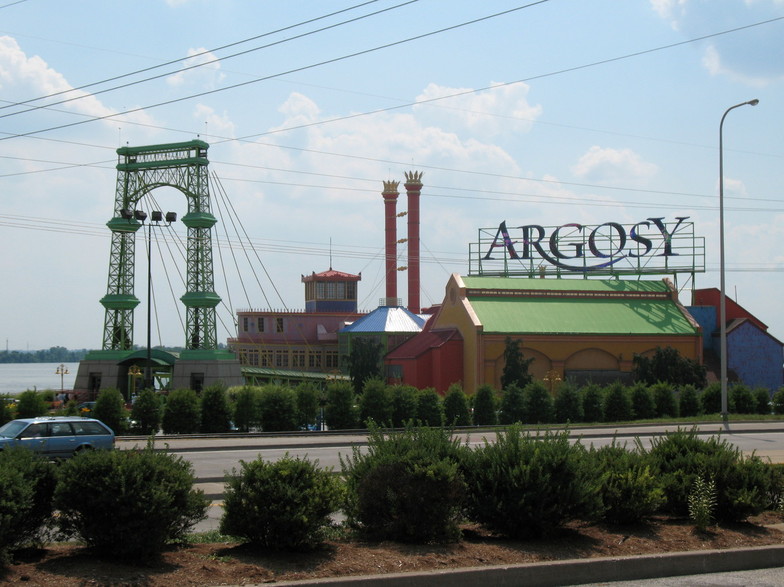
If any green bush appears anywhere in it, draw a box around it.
[630,383,656,420]
[415,388,444,427]
[651,382,678,419]
[15,390,47,419]
[499,383,525,425]
[443,384,471,426]
[524,381,554,424]
[554,380,582,424]
[730,384,755,414]
[130,389,163,435]
[389,385,418,427]
[324,381,357,430]
[590,443,664,525]
[221,455,342,550]
[295,383,320,429]
[0,448,56,563]
[644,428,777,521]
[200,382,232,433]
[602,382,632,423]
[232,386,261,432]
[258,385,298,432]
[0,395,14,426]
[773,388,784,415]
[93,387,127,434]
[753,387,772,415]
[700,382,723,414]
[472,384,498,426]
[162,388,201,434]
[342,425,465,543]
[581,384,604,422]
[53,445,208,559]
[678,385,700,418]
[461,426,602,539]
[359,378,392,426]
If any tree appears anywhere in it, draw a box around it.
[324,380,357,430]
[346,337,384,395]
[258,385,298,432]
[15,390,47,419]
[472,384,498,426]
[232,386,260,432]
[443,384,471,426]
[359,378,392,426]
[630,382,656,420]
[602,382,632,423]
[162,388,201,434]
[554,380,582,424]
[524,381,554,424]
[295,383,320,429]
[93,387,127,434]
[632,346,706,388]
[415,388,444,427]
[499,383,525,425]
[130,389,163,435]
[389,385,418,427]
[650,382,678,419]
[200,382,232,433]
[581,384,604,423]
[679,385,700,418]
[500,337,534,390]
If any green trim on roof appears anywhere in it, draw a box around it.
[471,297,697,335]
[462,276,669,293]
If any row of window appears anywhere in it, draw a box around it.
[239,348,339,370]
[241,316,285,333]
[304,281,357,301]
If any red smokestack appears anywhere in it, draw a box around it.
[404,171,423,314]
[382,180,400,304]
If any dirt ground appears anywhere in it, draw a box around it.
[3,514,784,586]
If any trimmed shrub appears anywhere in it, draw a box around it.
[295,383,320,430]
[581,384,604,423]
[0,395,14,426]
[389,385,418,428]
[678,385,700,418]
[773,388,784,416]
[15,390,48,419]
[461,426,602,539]
[524,381,554,424]
[0,448,56,563]
[643,428,777,521]
[53,446,208,559]
[590,443,664,525]
[162,388,201,434]
[359,378,392,426]
[220,455,343,551]
[499,383,525,425]
[258,385,298,432]
[554,380,582,424]
[130,389,163,435]
[342,425,465,543]
[650,382,678,419]
[630,383,656,420]
[472,384,498,426]
[753,387,772,415]
[443,384,471,426]
[700,382,723,415]
[415,388,444,427]
[200,383,232,433]
[730,384,755,415]
[324,381,357,430]
[602,382,632,423]
[232,386,261,432]
[93,387,127,434]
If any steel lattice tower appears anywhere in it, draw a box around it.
[101,140,220,352]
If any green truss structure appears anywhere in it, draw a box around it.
[100,140,221,355]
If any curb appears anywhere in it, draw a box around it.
[258,545,784,586]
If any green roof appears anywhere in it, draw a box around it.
[461,277,696,336]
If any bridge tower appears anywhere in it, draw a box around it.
[75,140,243,397]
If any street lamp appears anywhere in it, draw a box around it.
[55,363,69,393]
[121,207,177,391]
[719,99,758,420]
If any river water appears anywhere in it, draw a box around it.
[0,362,79,396]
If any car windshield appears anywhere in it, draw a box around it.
[0,420,28,438]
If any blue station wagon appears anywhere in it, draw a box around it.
[0,416,115,458]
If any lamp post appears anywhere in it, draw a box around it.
[719,99,758,420]
[121,208,177,391]
[55,363,69,393]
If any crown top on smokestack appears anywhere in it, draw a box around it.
[404,171,423,186]
[382,180,400,195]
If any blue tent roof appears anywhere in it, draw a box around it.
[341,306,427,333]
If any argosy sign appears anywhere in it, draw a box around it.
[482,216,694,272]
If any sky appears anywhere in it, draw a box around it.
[0,0,782,352]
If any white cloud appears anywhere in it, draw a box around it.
[413,82,542,137]
[167,48,225,89]
[572,146,658,185]
[193,103,235,139]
